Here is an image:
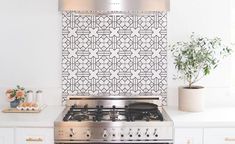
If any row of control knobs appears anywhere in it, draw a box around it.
[69,128,158,138]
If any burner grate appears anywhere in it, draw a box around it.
[63,103,163,122]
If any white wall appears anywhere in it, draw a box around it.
[0,0,62,106]
[167,0,234,107]
[0,0,233,107]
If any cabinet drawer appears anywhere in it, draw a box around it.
[204,128,235,144]
[15,128,53,144]
[0,128,14,144]
[174,128,203,144]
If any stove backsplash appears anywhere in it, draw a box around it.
[62,12,167,105]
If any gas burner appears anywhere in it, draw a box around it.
[72,114,89,121]
[63,104,90,121]
[63,103,163,122]
[93,105,103,121]
[55,96,173,144]
[109,105,119,121]
[81,104,88,114]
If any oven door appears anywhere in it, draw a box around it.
[55,140,173,144]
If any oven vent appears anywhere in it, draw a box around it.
[59,0,170,13]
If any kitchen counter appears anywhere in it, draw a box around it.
[0,106,64,128]
[164,106,235,128]
[1,105,235,128]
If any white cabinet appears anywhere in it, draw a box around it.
[174,128,203,144]
[15,128,53,144]
[204,128,235,144]
[0,128,14,144]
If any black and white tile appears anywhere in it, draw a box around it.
[62,12,167,105]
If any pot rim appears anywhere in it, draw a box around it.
[179,86,204,89]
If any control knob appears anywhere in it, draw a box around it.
[86,130,91,138]
[137,129,141,137]
[120,128,124,138]
[128,129,133,138]
[69,128,75,138]
[153,129,158,137]
[145,129,150,137]
[120,134,124,138]
[111,128,116,137]
[103,130,108,138]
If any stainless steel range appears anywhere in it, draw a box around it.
[54,96,173,144]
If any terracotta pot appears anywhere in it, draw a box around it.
[178,86,205,112]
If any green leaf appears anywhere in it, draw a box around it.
[170,33,232,86]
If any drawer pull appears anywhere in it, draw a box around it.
[26,137,43,142]
[224,137,235,141]
[187,139,192,144]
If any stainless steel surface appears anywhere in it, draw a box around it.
[55,123,173,143]
[55,140,173,143]
[54,96,173,143]
[55,112,173,142]
[65,96,162,107]
[59,0,170,12]
[55,141,173,143]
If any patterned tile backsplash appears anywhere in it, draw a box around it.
[62,12,167,105]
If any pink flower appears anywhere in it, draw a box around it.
[5,89,13,95]
[16,90,25,99]
[7,93,16,102]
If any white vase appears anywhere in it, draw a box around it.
[178,86,205,112]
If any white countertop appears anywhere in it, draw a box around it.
[164,106,235,128]
[1,105,235,128]
[0,106,64,128]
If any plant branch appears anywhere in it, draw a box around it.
[170,33,232,88]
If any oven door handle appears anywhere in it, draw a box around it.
[54,140,173,144]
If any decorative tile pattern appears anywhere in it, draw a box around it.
[62,12,167,105]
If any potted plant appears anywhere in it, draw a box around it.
[5,85,26,108]
[171,33,232,112]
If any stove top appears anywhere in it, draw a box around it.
[54,96,173,144]
[63,104,163,122]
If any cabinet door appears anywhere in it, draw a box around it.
[174,128,203,144]
[204,128,235,144]
[0,128,14,144]
[15,128,53,144]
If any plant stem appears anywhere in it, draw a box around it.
[191,75,205,86]
[189,76,192,88]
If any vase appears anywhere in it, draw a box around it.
[10,99,20,108]
[178,86,205,112]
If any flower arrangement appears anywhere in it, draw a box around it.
[5,85,26,102]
